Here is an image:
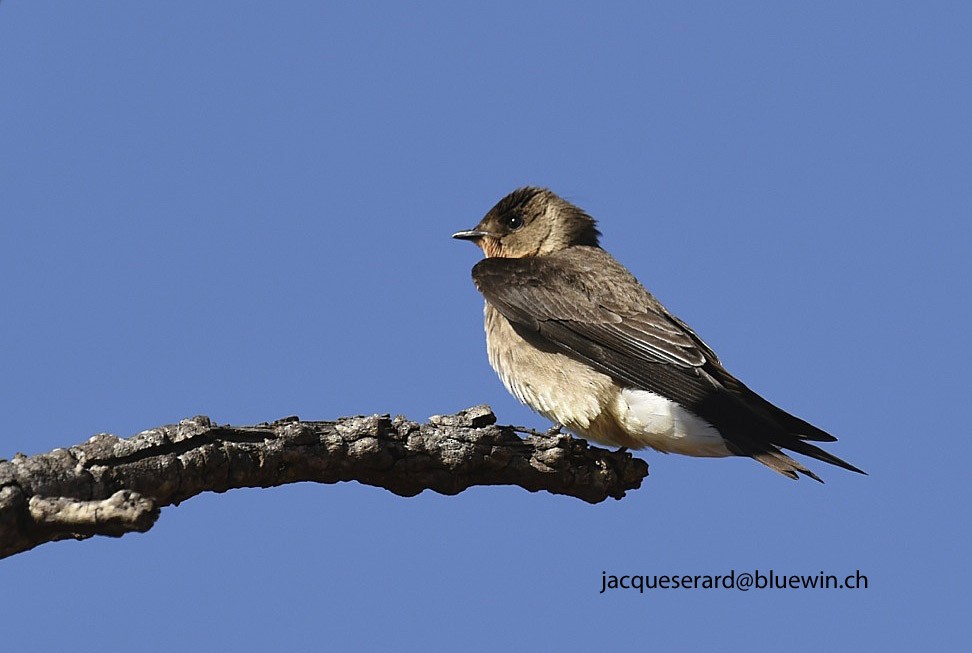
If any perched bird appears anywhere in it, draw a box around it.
[453,187,864,481]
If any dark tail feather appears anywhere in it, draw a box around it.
[745,391,838,442]
[776,412,837,442]
[781,438,867,476]
[711,371,839,443]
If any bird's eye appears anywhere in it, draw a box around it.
[505,215,524,230]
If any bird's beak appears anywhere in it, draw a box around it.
[452,229,490,241]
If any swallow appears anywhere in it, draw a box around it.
[453,187,864,481]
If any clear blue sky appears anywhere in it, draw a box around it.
[2,2,968,650]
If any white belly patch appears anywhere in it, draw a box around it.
[614,388,732,457]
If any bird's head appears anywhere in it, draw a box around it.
[453,187,601,258]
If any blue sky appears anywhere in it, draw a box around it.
[1,2,969,650]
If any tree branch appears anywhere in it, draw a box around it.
[0,405,648,558]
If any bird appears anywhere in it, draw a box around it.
[453,187,864,481]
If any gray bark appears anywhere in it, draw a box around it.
[0,405,648,558]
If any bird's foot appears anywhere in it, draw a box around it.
[510,425,546,437]
[509,424,567,438]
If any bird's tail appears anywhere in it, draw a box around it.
[752,439,866,482]
[751,449,824,482]
[717,377,865,480]
[780,438,866,476]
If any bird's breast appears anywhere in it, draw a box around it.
[484,302,613,434]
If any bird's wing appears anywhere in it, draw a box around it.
[471,249,717,401]
[471,249,838,435]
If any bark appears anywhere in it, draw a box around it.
[0,405,648,558]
